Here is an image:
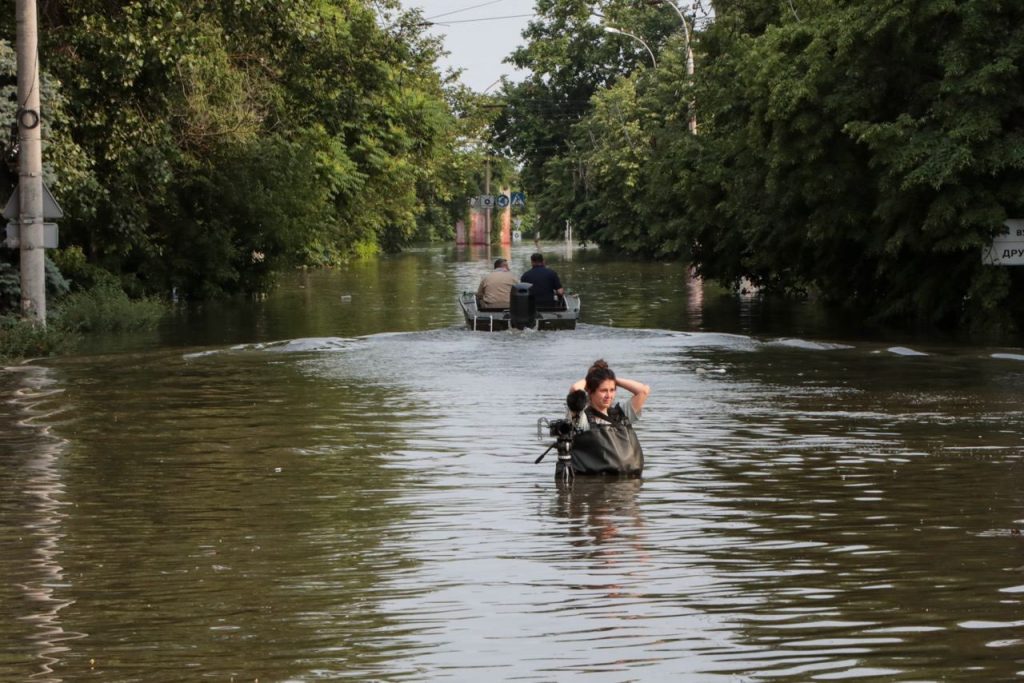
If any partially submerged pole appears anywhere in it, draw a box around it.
[485,156,492,242]
[16,0,45,322]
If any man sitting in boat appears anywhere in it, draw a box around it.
[558,359,650,479]
[476,258,519,310]
[520,252,565,309]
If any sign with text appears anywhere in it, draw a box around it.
[983,220,1024,265]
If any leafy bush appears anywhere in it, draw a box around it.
[49,246,115,291]
[0,279,168,361]
[45,257,71,299]
[0,315,77,362]
[0,256,72,315]
[55,282,167,333]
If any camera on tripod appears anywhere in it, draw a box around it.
[548,418,574,440]
[535,390,589,466]
[535,417,576,463]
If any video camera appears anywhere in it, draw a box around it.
[535,390,589,465]
[548,418,575,439]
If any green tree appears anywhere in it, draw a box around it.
[682,0,1024,328]
[495,0,1024,331]
[0,0,463,296]
[492,0,676,238]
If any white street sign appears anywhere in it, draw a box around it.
[983,219,1024,265]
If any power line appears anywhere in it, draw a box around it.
[425,0,506,21]
[426,13,534,26]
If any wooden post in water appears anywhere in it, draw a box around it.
[16,0,45,322]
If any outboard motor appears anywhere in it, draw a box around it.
[509,282,536,329]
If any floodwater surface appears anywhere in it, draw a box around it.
[3,245,1024,681]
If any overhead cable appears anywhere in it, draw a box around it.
[425,13,534,26]
[425,0,507,21]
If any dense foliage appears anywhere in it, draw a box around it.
[0,0,495,300]
[496,0,1024,330]
[3,0,1022,334]
[0,313,76,361]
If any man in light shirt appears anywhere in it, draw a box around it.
[476,258,519,310]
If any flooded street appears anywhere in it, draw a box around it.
[3,245,1024,681]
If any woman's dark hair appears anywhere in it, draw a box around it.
[585,359,616,393]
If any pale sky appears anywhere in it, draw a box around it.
[403,0,536,92]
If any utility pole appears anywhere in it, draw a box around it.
[16,0,45,322]
[484,156,492,242]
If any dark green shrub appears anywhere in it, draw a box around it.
[55,282,167,333]
[0,315,77,362]
[0,261,17,312]
[0,255,73,315]
[49,246,112,291]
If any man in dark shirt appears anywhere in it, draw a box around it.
[520,252,564,309]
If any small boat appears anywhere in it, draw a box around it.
[459,285,581,332]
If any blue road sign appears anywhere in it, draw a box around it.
[496,194,510,208]
[510,191,526,208]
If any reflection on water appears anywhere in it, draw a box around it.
[3,245,1024,680]
[0,366,81,681]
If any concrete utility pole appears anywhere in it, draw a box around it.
[16,0,46,322]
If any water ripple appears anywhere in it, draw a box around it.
[3,326,1024,680]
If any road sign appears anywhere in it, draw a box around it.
[480,195,494,209]
[510,191,526,208]
[2,183,64,220]
[5,222,58,249]
[983,219,1024,265]
[496,194,510,208]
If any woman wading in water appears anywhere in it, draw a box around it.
[558,359,650,479]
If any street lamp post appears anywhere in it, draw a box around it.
[655,0,697,133]
[604,26,657,69]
